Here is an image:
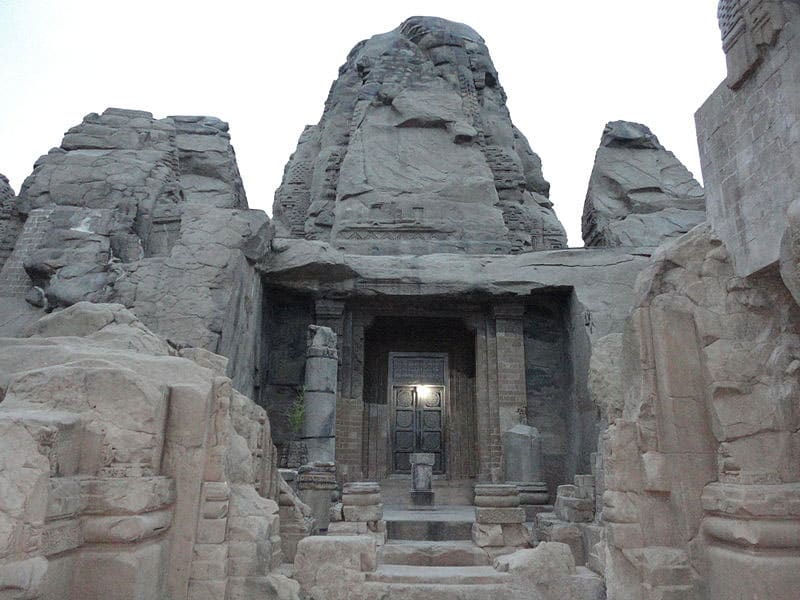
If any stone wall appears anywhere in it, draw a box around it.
[600,225,800,599]
[0,303,295,600]
[697,1,800,277]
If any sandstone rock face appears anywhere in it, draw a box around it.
[601,225,800,599]
[582,121,705,248]
[0,302,292,600]
[5,108,270,398]
[273,16,567,255]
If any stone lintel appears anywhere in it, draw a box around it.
[492,302,526,320]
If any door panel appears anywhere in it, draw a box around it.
[391,383,445,474]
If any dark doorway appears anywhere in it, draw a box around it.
[363,317,477,481]
[389,353,447,474]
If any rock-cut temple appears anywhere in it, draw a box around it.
[0,5,798,600]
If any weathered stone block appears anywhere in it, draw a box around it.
[471,523,504,547]
[343,503,383,523]
[475,507,525,524]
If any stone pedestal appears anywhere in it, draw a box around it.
[410,452,435,508]
[328,481,386,545]
[515,482,550,521]
[471,484,529,557]
[302,325,338,464]
[297,462,337,534]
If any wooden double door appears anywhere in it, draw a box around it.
[389,353,447,474]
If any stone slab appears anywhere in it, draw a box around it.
[475,507,525,525]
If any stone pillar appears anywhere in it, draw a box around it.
[410,453,435,508]
[297,462,337,534]
[314,300,345,383]
[492,303,528,461]
[471,484,529,558]
[302,325,338,463]
[328,481,386,545]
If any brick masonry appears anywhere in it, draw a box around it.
[0,208,54,297]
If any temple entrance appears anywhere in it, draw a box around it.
[362,317,477,484]
[389,353,447,474]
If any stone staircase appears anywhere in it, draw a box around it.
[296,486,605,600]
[366,545,513,600]
[365,508,517,599]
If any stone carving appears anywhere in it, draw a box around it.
[273,17,567,255]
[718,0,789,89]
[582,121,705,248]
[0,302,295,599]
[700,1,800,277]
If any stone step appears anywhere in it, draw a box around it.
[362,582,515,600]
[378,540,489,567]
[386,520,473,541]
[365,565,510,586]
[384,505,475,541]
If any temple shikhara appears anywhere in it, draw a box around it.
[0,3,798,599]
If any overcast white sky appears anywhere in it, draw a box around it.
[0,0,726,246]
